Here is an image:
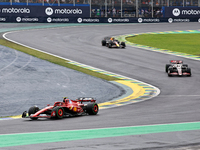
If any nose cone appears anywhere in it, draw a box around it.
[177,67,182,75]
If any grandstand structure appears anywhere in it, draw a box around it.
[0,0,199,18]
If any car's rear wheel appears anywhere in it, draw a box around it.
[86,103,99,115]
[28,106,39,120]
[51,107,64,119]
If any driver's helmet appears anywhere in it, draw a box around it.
[63,97,68,102]
[110,37,114,40]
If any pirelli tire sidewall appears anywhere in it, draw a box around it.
[86,103,99,115]
[51,106,64,119]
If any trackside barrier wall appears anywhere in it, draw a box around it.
[0,17,199,23]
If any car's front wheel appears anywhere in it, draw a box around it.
[168,68,173,77]
[187,68,191,76]
[121,42,126,48]
[102,40,106,46]
[165,64,171,72]
[28,106,39,120]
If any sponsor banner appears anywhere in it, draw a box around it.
[167,17,198,23]
[165,7,200,18]
[16,17,39,22]
[77,18,100,23]
[0,5,90,17]
[46,17,70,23]
[107,18,130,23]
[137,18,160,23]
[168,18,190,23]
[0,16,199,23]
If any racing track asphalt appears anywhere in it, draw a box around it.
[1,23,200,150]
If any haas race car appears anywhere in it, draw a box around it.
[102,37,126,48]
[165,60,191,77]
[22,97,99,120]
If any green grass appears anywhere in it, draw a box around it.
[126,34,200,56]
[0,39,118,81]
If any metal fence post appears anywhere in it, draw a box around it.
[90,0,91,17]
[121,0,122,17]
[105,0,107,17]
[136,0,138,17]
[152,0,153,18]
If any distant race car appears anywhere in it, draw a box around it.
[165,60,191,77]
[22,97,99,120]
[101,37,126,48]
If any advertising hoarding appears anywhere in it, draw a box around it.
[164,7,200,18]
[0,5,90,17]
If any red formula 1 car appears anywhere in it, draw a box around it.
[22,97,99,120]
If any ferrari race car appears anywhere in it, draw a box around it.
[22,97,99,120]
[101,37,126,48]
[165,60,191,77]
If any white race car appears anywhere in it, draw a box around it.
[165,60,191,77]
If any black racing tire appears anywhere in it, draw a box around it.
[86,103,99,115]
[108,43,112,48]
[51,107,64,119]
[187,68,191,76]
[28,106,39,120]
[168,68,173,77]
[121,42,126,48]
[102,40,106,46]
[168,73,172,77]
[165,64,171,73]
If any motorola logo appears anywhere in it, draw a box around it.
[47,17,52,22]
[16,17,21,22]
[45,7,53,16]
[108,18,112,23]
[1,8,30,14]
[138,18,143,23]
[172,8,180,16]
[77,18,82,23]
[168,18,173,23]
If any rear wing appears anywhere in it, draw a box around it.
[170,60,183,64]
[77,97,96,103]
